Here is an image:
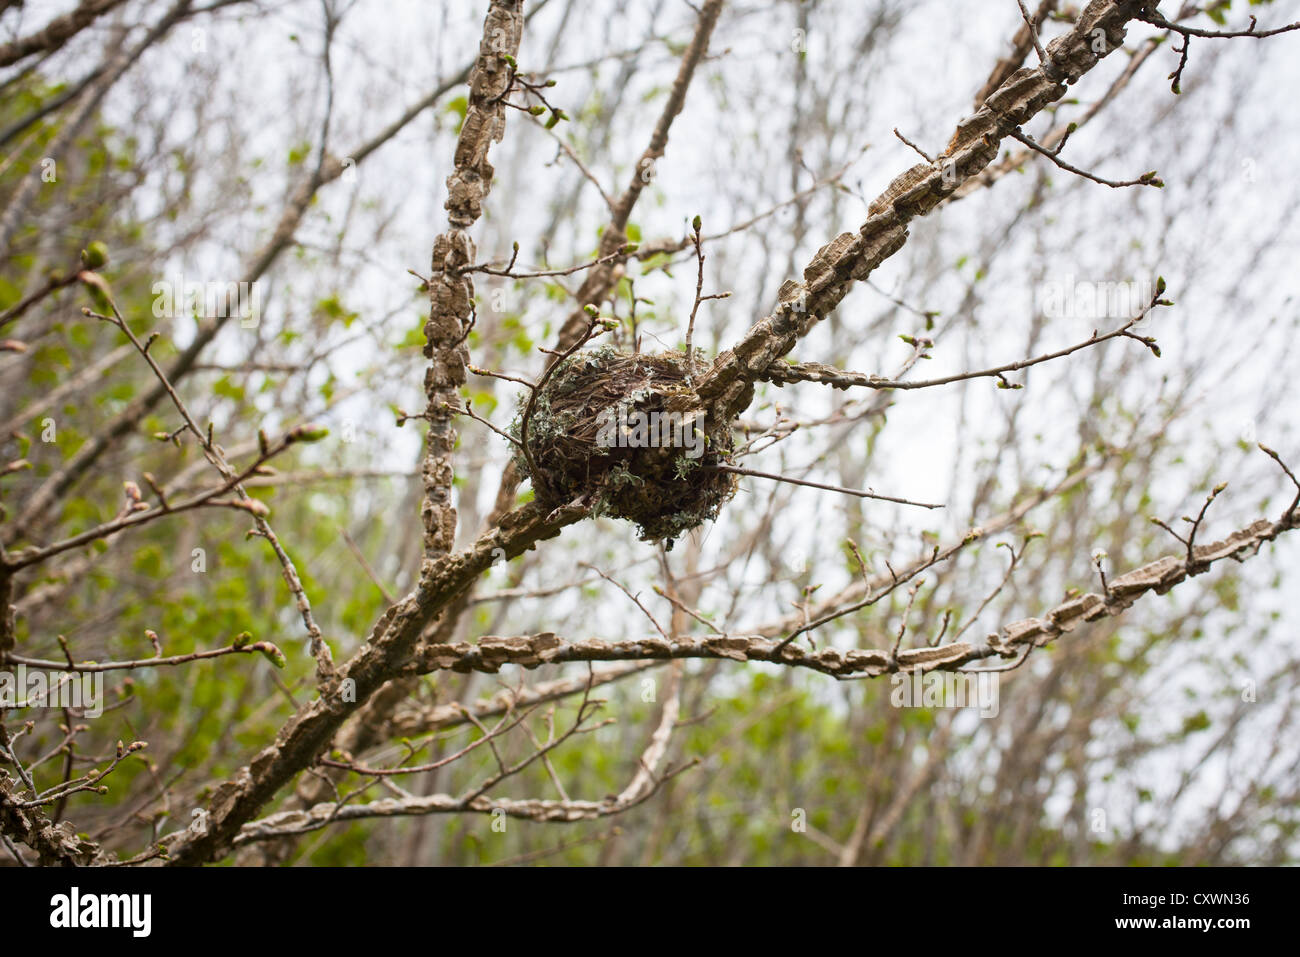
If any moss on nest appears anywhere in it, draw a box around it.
[509,346,736,545]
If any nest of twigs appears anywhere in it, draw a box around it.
[510,346,736,544]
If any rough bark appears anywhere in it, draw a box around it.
[420,0,523,563]
[695,0,1146,425]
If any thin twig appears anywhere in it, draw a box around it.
[1005,126,1164,189]
[715,464,943,510]
[1015,0,1047,62]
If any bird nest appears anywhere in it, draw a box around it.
[510,346,736,544]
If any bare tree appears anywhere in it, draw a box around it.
[1,0,1298,867]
